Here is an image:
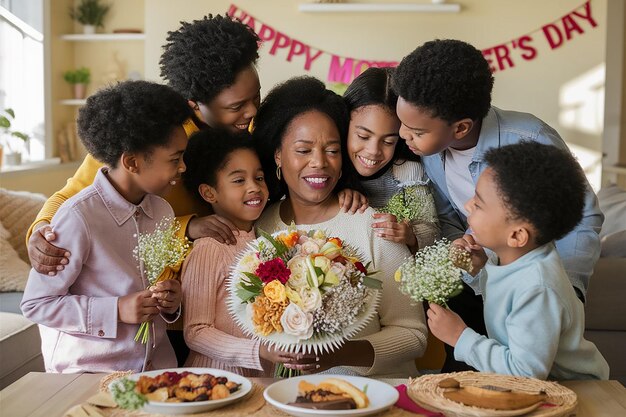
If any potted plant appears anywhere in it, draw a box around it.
[69,0,110,34]
[63,67,91,99]
[0,108,30,166]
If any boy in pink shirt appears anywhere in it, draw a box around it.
[21,81,191,373]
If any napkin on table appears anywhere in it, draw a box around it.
[395,384,443,416]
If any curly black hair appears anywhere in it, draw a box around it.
[392,39,494,124]
[77,80,191,167]
[182,128,255,202]
[485,141,587,246]
[252,76,360,202]
[344,67,418,164]
[159,14,260,103]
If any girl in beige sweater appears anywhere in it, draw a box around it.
[180,129,297,376]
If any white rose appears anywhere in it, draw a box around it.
[287,255,310,289]
[299,286,322,312]
[280,303,314,341]
[238,252,260,273]
[300,240,321,255]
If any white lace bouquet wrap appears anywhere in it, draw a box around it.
[227,227,381,355]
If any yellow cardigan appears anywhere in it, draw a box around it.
[26,119,209,242]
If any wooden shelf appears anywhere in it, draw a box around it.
[60,33,145,41]
[298,2,461,13]
[59,99,87,106]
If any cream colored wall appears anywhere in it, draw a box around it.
[144,0,607,187]
[0,162,81,196]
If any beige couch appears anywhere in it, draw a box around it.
[0,188,46,389]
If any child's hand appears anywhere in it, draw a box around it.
[452,234,488,276]
[187,214,238,245]
[118,290,160,324]
[372,213,418,250]
[338,189,369,214]
[151,279,182,315]
[427,302,467,347]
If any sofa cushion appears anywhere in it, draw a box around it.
[0,222,30,292]
[0,188,46,263]
[0,312,44,389]
[585,257,626,330]
[597,185,626,257]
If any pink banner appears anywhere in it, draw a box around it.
[227,1,598,83]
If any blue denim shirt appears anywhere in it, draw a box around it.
[423,107,603,298]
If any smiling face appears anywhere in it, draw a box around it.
[197,65,261,133]
[275,110,342,207]
[135,125,188,197]
[347,105,400,177]
[206,148,268,231]
[396,96,460,156]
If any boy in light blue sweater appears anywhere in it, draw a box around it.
[427,141,609,380]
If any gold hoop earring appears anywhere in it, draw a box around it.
[276,165,282,181]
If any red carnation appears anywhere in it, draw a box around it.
[255,258,291,284]
[354,261,367,275]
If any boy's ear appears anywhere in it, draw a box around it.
[453,118,474,139]
[506,225,531,248]
[120,152,140,173]
[198,183,218,204]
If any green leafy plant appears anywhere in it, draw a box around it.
[0,108,30,154]
[63,67,91,85]
[69,0,110,27]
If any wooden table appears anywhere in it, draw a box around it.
[0,372,625,417]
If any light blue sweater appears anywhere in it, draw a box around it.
[455,243,609,380]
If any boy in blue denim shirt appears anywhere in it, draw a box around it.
[427,141,608,380]
[391,39,603,372]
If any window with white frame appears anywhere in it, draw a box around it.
[0,0,45,166]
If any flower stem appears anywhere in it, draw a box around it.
[134,321,150,344]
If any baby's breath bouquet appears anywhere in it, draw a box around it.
[133,217,190,343]
[378,183,436,223]
[394,239,468,307]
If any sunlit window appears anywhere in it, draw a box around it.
[0,0,45,165]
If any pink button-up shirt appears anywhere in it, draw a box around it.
[21,168,177,373]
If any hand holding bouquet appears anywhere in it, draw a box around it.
[133,217,190,343]
[228,227,381,356]
[394,239,469,307]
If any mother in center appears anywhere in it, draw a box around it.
[253,76,427,377]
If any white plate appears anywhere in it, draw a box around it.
[263,374,399,417]
[110,367,252,415]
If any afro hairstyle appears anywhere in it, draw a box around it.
[392,39,494,124]
[343,66,418,164]
[77,80,191,168]
[159,14,260,104]
[252,76,361,202]
[484,141,587,246]
[182,128,256,203]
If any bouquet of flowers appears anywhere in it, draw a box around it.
[378,183,437,223]
[394,239,469,307]
[133,217,190,343]
[227,227,381,356]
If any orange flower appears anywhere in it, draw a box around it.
[278,232,299,248]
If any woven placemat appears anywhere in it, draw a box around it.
[407,372,577,417]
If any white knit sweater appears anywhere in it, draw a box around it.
[256,202,428,378]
